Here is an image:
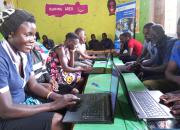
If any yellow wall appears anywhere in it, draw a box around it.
[14,0,116,44]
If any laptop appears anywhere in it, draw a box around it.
[62,68,119,123]
[112,61,174,120]
[95,53,111,61]
[128,90,174,120]
[84,60,108,74]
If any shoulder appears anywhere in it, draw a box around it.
[166,36,178,44]
[128,38,135,44]
[174,40,180,46]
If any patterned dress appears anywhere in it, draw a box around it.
[46,45,81,86]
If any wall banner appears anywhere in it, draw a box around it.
[45,2,88,17]
[114,1,136,50]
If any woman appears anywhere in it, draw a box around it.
[46,32,92,94]
[0,9,78,130]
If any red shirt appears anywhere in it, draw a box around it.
[128,38,143,57]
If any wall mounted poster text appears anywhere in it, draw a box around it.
[45,2,88,17]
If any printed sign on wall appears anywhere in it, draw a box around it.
[115,1,136,40]
[45,2,88,17]
[114,1,136,50]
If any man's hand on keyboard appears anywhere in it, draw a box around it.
[170,101,180,115]
[160,93,180,107]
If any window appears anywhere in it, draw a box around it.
[150,0,179,37]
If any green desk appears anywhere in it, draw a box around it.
[73,59,149,130]
[74,73,127,130]
[118,72,148,130]
[113,57,124,65]
[93,60,112,74]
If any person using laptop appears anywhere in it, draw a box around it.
[126,22,157,67]
[140,24,178,92]
[74,28,96,67]
[0,8,79,130]
[46,32,92,93]
[160,18,180,115]
[118,32,143,63]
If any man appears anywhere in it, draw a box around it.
[74,28,96,67]
[101,33,114,50]
[138,22,157,65]
[119,32,143,63]
[159,18,180,116]
[88,34,104,50]
[142,24,178,92]
[125,23,157,70]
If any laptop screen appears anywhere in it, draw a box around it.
[110,67,119,115]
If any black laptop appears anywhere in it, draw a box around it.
[112,61,174,120]
[62,68,119,123]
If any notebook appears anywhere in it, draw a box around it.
[112,61,174,120]
[62,68,119,123]
[95,53,111,61]
[84,60,107,74]
[128,90,174,120]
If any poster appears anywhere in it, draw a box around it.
[45,2,88,17]
[114,1,136,50]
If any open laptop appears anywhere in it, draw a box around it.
[62,68,119,123]
[112,61,174,120]
[95,53,111,61]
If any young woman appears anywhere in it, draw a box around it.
[46,32,92,94]
[0,9,78,130]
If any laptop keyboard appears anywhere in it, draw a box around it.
[131,91,169,117]
[81,95,108,120]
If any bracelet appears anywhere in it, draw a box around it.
[46,91,53,99]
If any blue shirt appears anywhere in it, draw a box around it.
[155,36,177,65]
[0,40,33,104]
[170,40,180,69]
[143,40,157,58]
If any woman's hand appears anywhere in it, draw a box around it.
[69,49,76,53]
[51,94,80,110]
[82,66,93,72]
[49,79,59,92]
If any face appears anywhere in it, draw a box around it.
[108,1,116,15]
[78,30,86,44]
[9,22,36,53]
[42,35,47,41]
[143,28,151,42]
[91,35,96,40]
[177,25,180,39]
[68,39,79,50]
[102,34,107,40]
[150,28,163,45]
[119,35,126,44]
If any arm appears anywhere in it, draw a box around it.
[0,75,79,119]
[0,90,79,119]
[128,47,133,56]
[0,90,53,119]
[119,47,133,57]
[68,49,75,67]
[165,61,180,85]
[27,75,60,100]
[141,63,166,73]
[139,47,149,60]
[56,47,85,72]
[78,50,95,60]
